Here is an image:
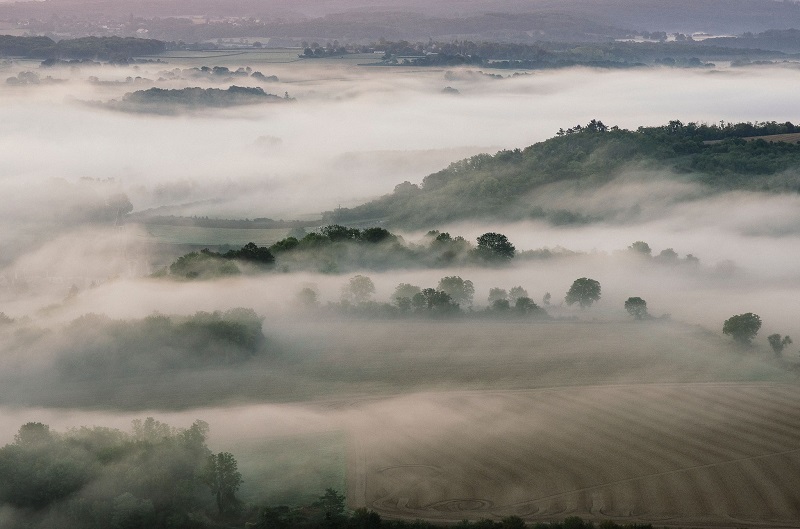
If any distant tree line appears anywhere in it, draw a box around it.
[0,35,166,61]
[371,38,776,69]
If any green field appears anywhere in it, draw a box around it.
[142,223,292,247]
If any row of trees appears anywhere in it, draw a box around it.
[163,228,518,279]
[334,276,795,356]
[296,275,549,319]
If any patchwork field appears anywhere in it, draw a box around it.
[346,384,800,527]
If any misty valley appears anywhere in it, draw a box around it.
[4,9,800,529]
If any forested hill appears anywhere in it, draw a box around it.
[323,121,800,229]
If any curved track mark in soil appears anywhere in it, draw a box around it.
[507,445,800,509]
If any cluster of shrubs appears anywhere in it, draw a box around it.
[161,242,275,279]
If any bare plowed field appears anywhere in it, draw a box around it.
[348,384,800,527]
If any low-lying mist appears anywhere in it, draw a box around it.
[3,56,800,514]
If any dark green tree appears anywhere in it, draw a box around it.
[476,232,515,260]
[412,288,459,313]
[202,452,242,515]
[722,313,762,345]
[628,241,652,256]
[320,225,360,242]
[270,236,299,253]
[491,299,511,312]
[514,297,546,317]
[624,297,648,320]
[315,488,347,527]
[767,334,792,355]
[228,242,274,264]
[565,278,601,308]
[361,227,394,243]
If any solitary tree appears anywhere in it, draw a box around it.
[202,452,243,515]
[767,334,793,355]
[315,488,346,525]
[565,278,601,308]
[296,287,319,308]
[342,275,375,304]
[624,297,648,320]
[722,313,762,345]
[628,241,652,257]
[475,232,515,261]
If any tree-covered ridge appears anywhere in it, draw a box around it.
[0,35,166,61]
[325,120,800,229]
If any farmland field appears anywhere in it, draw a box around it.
[141,223,292,246]
[346,384,800,526]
